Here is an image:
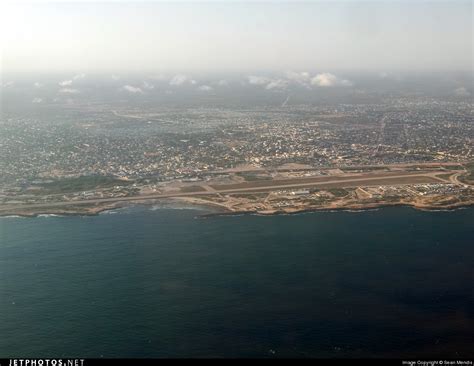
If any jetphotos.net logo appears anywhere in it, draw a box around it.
[7,360,85,366]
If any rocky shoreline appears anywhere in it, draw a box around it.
[198,201,474,218]
[1,198,473,218]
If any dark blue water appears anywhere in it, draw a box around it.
[1,206,473,358]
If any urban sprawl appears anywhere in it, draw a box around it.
[0,95,473,216]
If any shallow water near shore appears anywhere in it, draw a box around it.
[1,206,473,358]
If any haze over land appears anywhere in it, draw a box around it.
[1,1,472,74]
[1,1,472,109]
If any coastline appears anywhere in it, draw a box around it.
[198,201,474,218]
[1,197,473,218]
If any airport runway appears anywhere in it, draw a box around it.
[0,171,453,213]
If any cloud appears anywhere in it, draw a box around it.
[34,82,43,88]
[216,79,229,86]
[247,75,271,86]
[73,73,86,80]
[1,81,14,88]
[285,71,311,85]
[198,85,213,91]
[32,97,43,103]
[59,73,86,87]
[59,88,80,94]
[121,85,144,94]
[247,75,288,90]
[142,81,154,90]
[111,74,121,81]
[246,72,352,90]
[311,73,352,87]
[453,87,470,97]
[170,74,196,86]
[265,79,288,90]
[378,72,402,81]
[59,79,73,86]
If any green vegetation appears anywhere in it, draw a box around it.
[231,193,267,200]
[442,165,463,170]
[384,196,402,202]
[406,165,460,171]
[461,162,474,182]
[341,166,387,172]
[436,173,454,181]
[38,175,130,194]
[236,172,272,182]
[180,185,206,193]
[327,188,348,197]
[301,198,325,205]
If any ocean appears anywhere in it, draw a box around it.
[1,206,473,358]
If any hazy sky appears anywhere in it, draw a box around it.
[1,0,472,74]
